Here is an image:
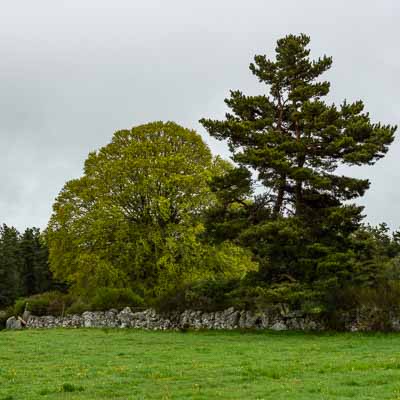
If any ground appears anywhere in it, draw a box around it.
[1,329,400,399]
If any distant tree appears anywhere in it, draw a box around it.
[20,227,52,296]
[0,225,54,307]
[0,224,22,306]
[349,223,400,285]
[200,34,396,285]
[47,121,255,298]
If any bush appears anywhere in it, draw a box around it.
[14,291,71,317]
[326,282,400,312]
[155,279,327,313]
[154,279,241,312]
[13,299,28,316]
[65,299,90,315]
[10,288,145,317]
[90,288,144,311]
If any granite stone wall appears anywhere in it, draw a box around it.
[5,307,324,331]
[6,305,400,331]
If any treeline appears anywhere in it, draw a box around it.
[0,225,53,307]
[2,34,400,323]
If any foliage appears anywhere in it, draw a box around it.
[155,279,241,312]
[322,282,400,331]
[156,277,325,314]
[201,33,395,218]
[14,291,69,317]
[0,225,22,306]
[64,299,90,315]
[90,288,144,311]
[237,206,371,286]
[19,228,52,296]
[47,121,256,299]
[11,288,145,316]
[0,225,52,307]
[227,282,325,312]
[349,223,400,285]
[328,282,400,312]
[47,122,214,295]
[200,33,396,287]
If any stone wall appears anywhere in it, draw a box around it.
[7,307,324,331]
[6,306,400,331]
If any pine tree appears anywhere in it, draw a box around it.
[0,224,22,306]
[20,227,52,296]
[200,34,396,285]
[200,34,395,219]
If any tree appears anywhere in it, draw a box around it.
[20,228,52,296]
[0,224,22,306]
[0,225,53,307]
[200,34,396,285]
[349,223,400,286]
[47,121,255,298]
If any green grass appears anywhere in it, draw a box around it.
[1,329,400,399]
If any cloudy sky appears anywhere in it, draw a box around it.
[1,0,399,231]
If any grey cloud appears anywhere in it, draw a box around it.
[0,0,399,230]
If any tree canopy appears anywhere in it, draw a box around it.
[201,34,395,218]
[200,34,397,286]
[47,121,255,298]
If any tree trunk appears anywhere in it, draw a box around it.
[295,181,303,216]
[273,178,286,218]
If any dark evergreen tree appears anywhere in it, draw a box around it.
[349,223,400,285]
[201,34,395,217]
[0,225,53,307]
[200,34,396,285]
[0,224,22,306]
[20,227,52,296]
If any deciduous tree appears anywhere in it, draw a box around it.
[47,121,255,298]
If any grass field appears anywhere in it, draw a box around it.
[1,329,400,399]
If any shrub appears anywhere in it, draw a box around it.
[155,278,327,313]
[10,288,144,317]
[13,299,28,316]
[155,279,241,312]
[221,281,325,313]
[90,288,144,311]
[14,291,71,317]
[326,282,400,312]
[65,299,90,315]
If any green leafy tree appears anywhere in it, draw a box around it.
[47,121,255,299]
[200,34,396,285]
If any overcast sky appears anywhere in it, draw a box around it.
[1,0,399,231]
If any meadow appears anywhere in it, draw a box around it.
[1,329,400,399]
